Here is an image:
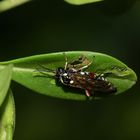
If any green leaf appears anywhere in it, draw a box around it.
[0,89,15,140]
[0,0,31,13]
[0,64,13,106]
[64,0,103,5]
[0,51,137,101]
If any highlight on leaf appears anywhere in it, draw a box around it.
[64,0,103,5]
[0,64,13,106]
[0,89,15,140]
[0,0,30,13]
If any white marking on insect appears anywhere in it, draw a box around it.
[85,72,89,75]
[108,83,111,86]
[63,73,67,76]
[105,78,107,81]
[101,77,105,80]
[70,80,74,84]
[100,74,104,76]
[80,72,85,75]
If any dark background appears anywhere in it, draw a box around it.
[0,0,140,140]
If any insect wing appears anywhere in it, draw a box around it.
[68,72,116,95]
[67,55,92,70]
[93,78,117,94]
[68,72,95,90]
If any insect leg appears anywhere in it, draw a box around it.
[78,56,95,71]
[63,52,68,70]
[85,89,91,97]
[78,61,92,71]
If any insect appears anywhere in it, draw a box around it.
[37,53,117,98]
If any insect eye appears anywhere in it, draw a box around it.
[62,76,70,84]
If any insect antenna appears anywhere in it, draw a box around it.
[34,64,56,77]
[37,64,55,73]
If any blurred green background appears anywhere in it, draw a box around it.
[0,0,140,140]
